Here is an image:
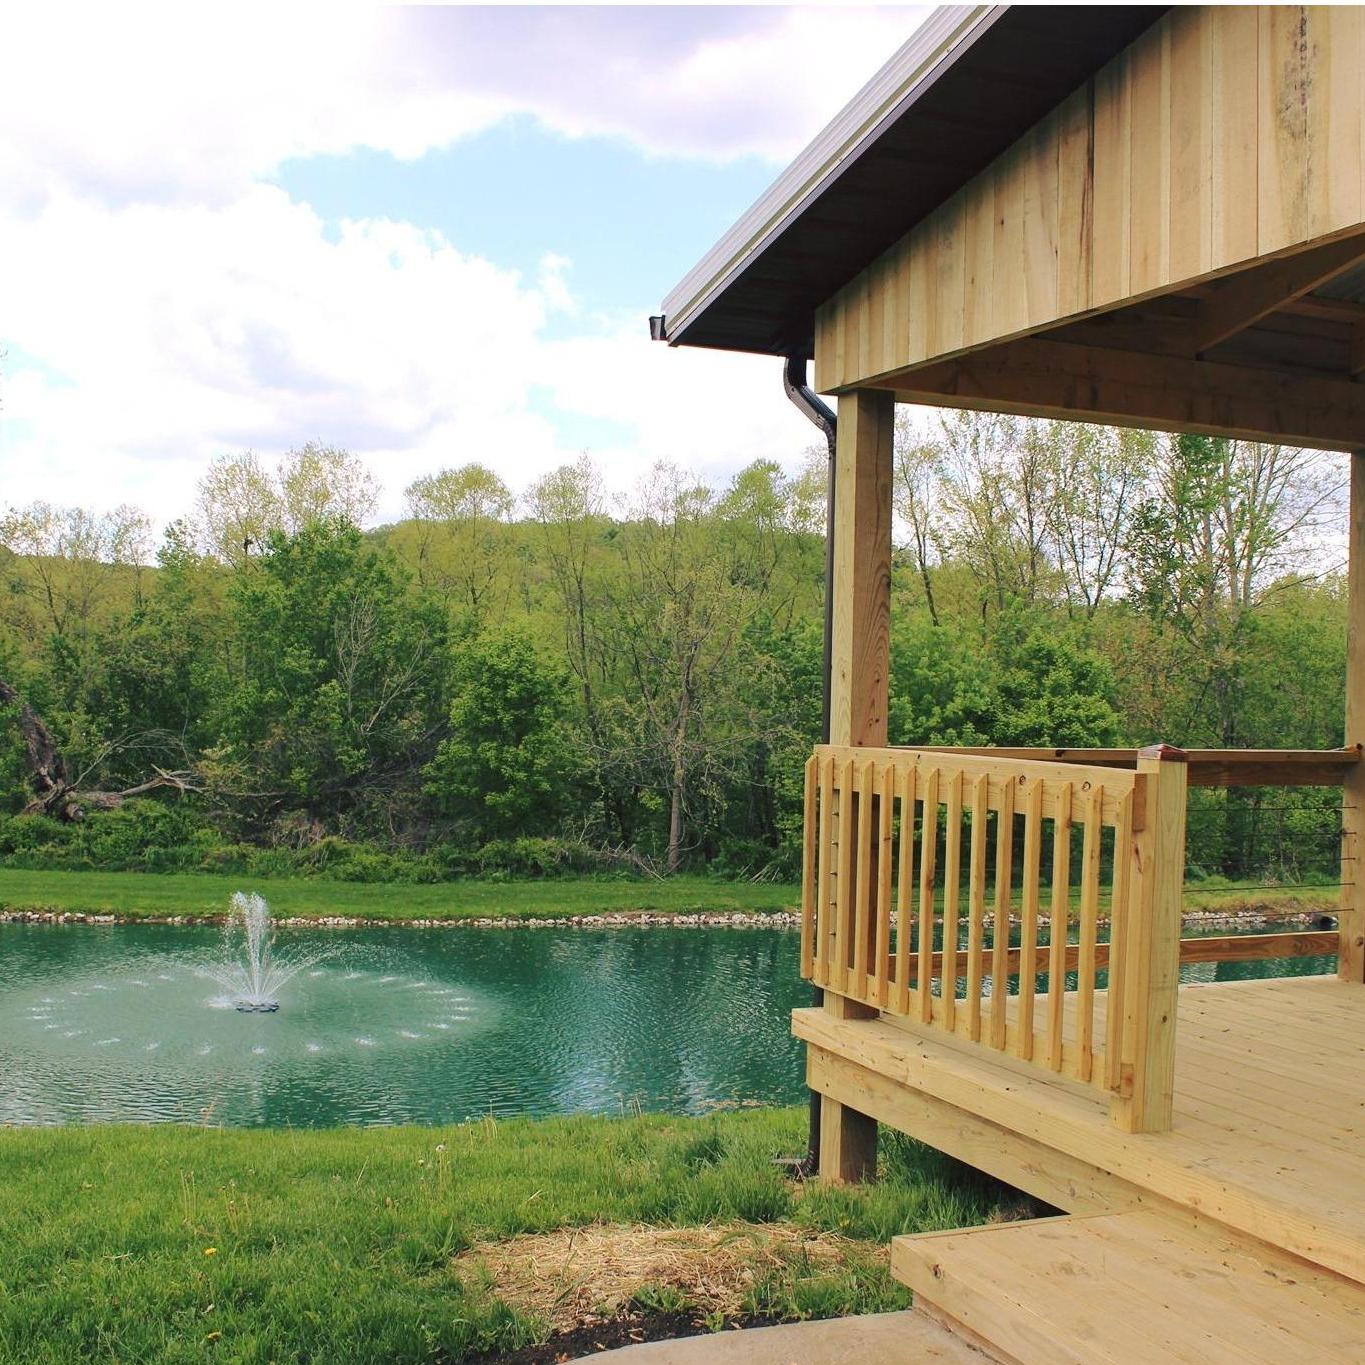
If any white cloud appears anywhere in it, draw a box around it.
[2,6,927,210]
[0,185,817,529]
[0,6,925,533]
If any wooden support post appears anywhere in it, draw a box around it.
[829,389,894,750]
[1111,745,1187,1134]
[1341,452,1365,983]
[819,387,894,1185]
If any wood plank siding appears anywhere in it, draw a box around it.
[814,6,1365,393]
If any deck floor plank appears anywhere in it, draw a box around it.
[893,1210,1365,1365]
[795,974,1365,1284]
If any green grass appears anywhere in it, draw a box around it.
[0,1109,1011,1364]
[0,868,798,923]
[0,866,1327,929]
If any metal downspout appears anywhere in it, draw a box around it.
[782,354,836,1178]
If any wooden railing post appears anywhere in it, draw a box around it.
[1111,744,1187,1134]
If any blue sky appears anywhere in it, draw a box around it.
[273,122,776,330]
[0,5,927,528]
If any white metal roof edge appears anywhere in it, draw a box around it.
[659,3,1005,348]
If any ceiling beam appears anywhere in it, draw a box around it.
[1195,231,1365,356]
[871,336,1365,452]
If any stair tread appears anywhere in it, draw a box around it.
[893,1211,1365,1365]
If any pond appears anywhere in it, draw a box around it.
[0,920,1334,1127]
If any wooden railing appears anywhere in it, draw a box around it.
[801,743,1188,1132]
[913,743,1358,975]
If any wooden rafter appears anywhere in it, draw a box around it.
[873,335,1365,452]
[1194,231,1365,356]
[1351,319,1365,380]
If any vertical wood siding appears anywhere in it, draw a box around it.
[814,6,1365,391]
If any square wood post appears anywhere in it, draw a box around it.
[1340,451,1365,983]
[1111,745,1187,1134]
[819,387,894,1184]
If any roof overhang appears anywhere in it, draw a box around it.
[657,4,1166,359]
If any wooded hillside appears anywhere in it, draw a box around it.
[0,419,1348,883]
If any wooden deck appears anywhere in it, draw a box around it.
[798,975,1365,1358]
[797,976,1365,1283]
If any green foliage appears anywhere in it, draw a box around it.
[989,606,1119,747]
[424,628,584,842]
[225,519,447,814]
[888,615,995,745]
[0,705,30,815]
[0,429,1351,884]
[889,607,1118,749]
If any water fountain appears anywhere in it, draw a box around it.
[200,891,327,1012]
[1,894,495,1125]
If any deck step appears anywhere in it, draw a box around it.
[893,1210,1365,1365]
[583,1309,996,1362]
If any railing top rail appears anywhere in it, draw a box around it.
[905,744,1362,788]
[815,743,1145,829]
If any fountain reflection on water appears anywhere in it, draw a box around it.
[199,892,328,1012]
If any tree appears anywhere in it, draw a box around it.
[197,444,378,566]
[403,463,514,617]
[82,521,227,787]
[0,500,153,706]
[1127,434,1340,748]
[608,465,761,872]
[528,456,629,842]
[195,452,282,566]
[888,614,995,746]
[935,410,1060,611]
[1127,434,1341,875]
[989,606,1120,747]
[1043,422,1152,617]
[225,519,446,817]
[278,443,379,533]
[893,411,943,626]
[423,628,583,842]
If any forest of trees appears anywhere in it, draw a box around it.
[0,415,1350,884]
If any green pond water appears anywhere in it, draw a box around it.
[0,921,1333,1127]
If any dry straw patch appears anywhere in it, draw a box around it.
[455,1222,852,1331]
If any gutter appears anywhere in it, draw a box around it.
[783,354,838,1179]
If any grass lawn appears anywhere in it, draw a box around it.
[0,1108,1015,1364]
[0,868,799,923]
[0,864,1336,926]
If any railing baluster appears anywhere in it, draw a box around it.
[940,771,964,1031]
[966,774,988,1042]
[816,753,835,987]
[895,764,916,1014]
[853,758,873,1001]
[1075,782,1104,1083]
[834,756,854,996]
[801,754,817,982]
[1105,788,1134,1092]
[989,777,1017,1051]
[875,760,894,1007]
[1014,778,1043,1061]
[1046,782,1073,1071]
[916,767,940,1021]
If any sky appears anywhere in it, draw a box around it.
[0,4,930,532]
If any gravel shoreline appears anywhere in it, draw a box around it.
[0,905,1336,930]
[0,908,802,929]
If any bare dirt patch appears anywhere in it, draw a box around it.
[456,1221,852,1334]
